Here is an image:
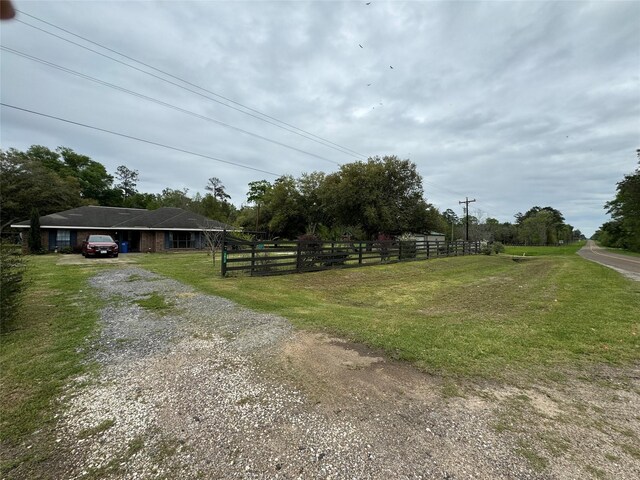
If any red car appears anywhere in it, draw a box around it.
[82,235,119,258]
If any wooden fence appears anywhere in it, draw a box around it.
[221,234,480,276]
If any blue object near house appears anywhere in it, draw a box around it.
[120,241,129,253]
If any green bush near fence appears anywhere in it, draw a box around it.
[399,240,417,259]
[0,242,27,330]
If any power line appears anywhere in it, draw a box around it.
[13,12,368,160]
[421,178,465,198]
[1,103,282,177]
[1,45,341,167]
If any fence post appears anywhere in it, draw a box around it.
[358,242,363,264]
[251,241,256,276]
[221,230,227,277]
[296,241,302,273]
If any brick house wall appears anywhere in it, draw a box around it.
[139,231,158,253]
[21,228,211,253]
[156,232,166,252]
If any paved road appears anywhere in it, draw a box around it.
[578,240,640,281]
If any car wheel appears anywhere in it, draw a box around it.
[114,254,119,258]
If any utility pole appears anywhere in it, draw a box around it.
[459,197,476,241]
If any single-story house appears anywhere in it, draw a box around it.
[410,232,446,243]
[11,205,237,253]
[425,232,446,242]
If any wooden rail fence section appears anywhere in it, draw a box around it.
[221,234,480,276]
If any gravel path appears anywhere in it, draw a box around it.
[56,267,639,479]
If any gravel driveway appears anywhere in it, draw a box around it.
[57,267,640,479]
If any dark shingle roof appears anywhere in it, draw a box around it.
[12,206,235,231]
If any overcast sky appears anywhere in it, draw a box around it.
[1,1,639,236]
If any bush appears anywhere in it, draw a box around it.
[480,242,493,255]
[0,242,27,330]
[480,241,505,255]
[376,234,394,261]
[397,233,417,260]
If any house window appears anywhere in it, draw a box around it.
[171,232,193,249]
[56,229,71,247]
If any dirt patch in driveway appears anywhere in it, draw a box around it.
[54,267,640,479]
[274,332,640,479]
[275,332,439,410]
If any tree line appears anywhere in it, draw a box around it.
[593,150,640,252]
[1,145,581,244]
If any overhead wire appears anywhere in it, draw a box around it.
[13,12,368,160]
[0,103,283,177]
[1,45,341,167]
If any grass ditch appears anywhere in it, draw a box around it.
[0,256,109,479]
[503,242,584,256]
[601,246,640,258]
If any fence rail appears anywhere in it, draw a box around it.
[221,234,480,276]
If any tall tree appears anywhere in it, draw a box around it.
[1,148,82,229]
[192,192,236,223]
[149,188,192,209]
[264,176,305,238]
[245,180,272,232]
[517,206,566,244]
[297,172,327,233]
[56,147,116,204]
[603,153,640,251]
[205,177,231,202]
[321,156,428,238]
[115,165,139,200]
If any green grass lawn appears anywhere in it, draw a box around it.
[2,250,638,477]
[0,256,108,478]
[602,246,640,258]
[503,242,585,256]
[138,249,639,379]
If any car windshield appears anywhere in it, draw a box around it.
[88,235,115,242]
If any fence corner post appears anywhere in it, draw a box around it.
[221,246,228,277]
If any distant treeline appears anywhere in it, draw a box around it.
[593,150,640,252]
[2,145,583,244]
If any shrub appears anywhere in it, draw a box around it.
[480,241,505,255]
[0,242,27,330]
[398,233,417,260]
[480,242,493,255]
[376,233,394,261]
[493,241,505,254]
